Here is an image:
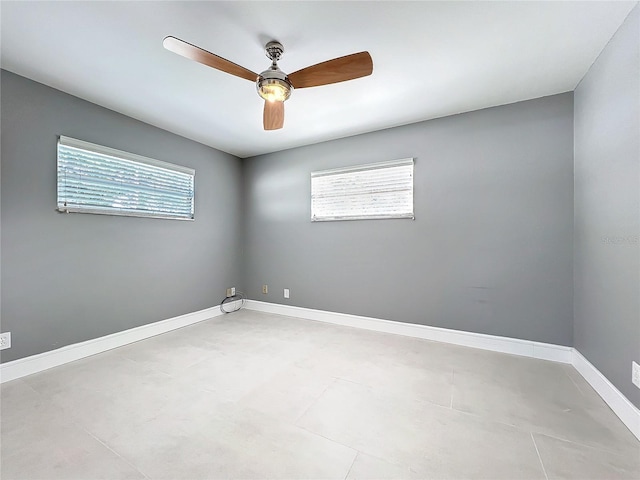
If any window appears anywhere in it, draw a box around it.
[311,158,414,221]
[57,136,195,220]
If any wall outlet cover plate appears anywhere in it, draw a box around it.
[0,332,11,350]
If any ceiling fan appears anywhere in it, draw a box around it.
[163,36,373,131]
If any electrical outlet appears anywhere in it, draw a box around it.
[0,332,11,350]
[262,284,268,294]
[226,287,236,298]
[284,288,290,299]
[632,361,640,389]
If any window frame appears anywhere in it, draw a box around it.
[57,136,195,221]
[310,158,415,222]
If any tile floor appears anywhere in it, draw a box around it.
[1,310,639,479]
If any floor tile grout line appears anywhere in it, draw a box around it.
[80,427,150,479]
[296,423,360,455]
[532,429,640,456]
[446,395,638,453]
[332,376,367,386]
[343,451,359,480]
[14,377,43,396]
[447,401,523,430]
[330,375,453,412]
[293,380,334,425]
[562,365,587,397]
[531,432,549,480]
[357,451,419,474]
[561,364,618,413]
[296,422,423,478]
[9,379,111,441]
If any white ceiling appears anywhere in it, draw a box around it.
[1,1,636,158]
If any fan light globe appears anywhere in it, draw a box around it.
[257,77,291,102]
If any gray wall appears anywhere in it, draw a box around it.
[574,5,640,408]
[243,93,574,346]
[1,70,243,363]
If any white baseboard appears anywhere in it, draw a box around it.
[572,350,640,441]
[244,300,572,363]
[0,305,224,383]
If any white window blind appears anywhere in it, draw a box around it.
[57,136,195,220]
[311,158,414,221]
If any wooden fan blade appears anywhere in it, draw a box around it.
[287,51,373,89]
[263,100,284,130]
[163,36,258,82]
